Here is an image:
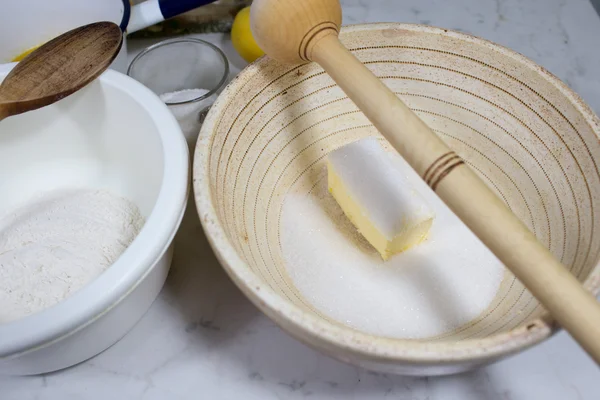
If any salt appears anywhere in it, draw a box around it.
[159,88,212,148]
[280,149,505,339]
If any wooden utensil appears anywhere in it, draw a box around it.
[0,21,122,121]
[250,0,600,364]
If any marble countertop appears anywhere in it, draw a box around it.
[3,0,600,398]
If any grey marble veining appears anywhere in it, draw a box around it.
[2,1,600,399]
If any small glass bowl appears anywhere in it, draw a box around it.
[127,38,229,105]
[127,38,229,149]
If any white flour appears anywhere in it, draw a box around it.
[0,189,145,323]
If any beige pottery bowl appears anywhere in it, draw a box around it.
[193,23,600,375]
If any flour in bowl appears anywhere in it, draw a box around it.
[0,189,145,323]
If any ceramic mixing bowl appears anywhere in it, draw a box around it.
[193,23,600,375]
[0,64,189,375]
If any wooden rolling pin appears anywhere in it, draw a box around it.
[250,0,600,364]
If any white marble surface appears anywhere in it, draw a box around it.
[3,0,600,398]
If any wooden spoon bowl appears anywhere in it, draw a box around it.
[0,21,122,121]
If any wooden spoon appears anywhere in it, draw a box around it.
[251,0,600,364]
[0,21,122,121]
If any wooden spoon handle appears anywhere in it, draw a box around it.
[312,33,600,364]
[0,104,8,121]
[0,92,10,121]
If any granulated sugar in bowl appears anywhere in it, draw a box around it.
[194,23,600,375]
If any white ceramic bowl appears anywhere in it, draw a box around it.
[0,64,189,375]
[194,23,600,375]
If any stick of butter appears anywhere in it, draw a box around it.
[327,137,435,260]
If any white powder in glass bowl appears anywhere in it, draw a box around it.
[159,88,212,149]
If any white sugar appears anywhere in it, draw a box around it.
[281,145,505,339]
[159,88,211,149]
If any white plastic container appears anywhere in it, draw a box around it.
[0,0,216,72]
[0,63,189,375]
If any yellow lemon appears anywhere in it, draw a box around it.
[231,6,264,63]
